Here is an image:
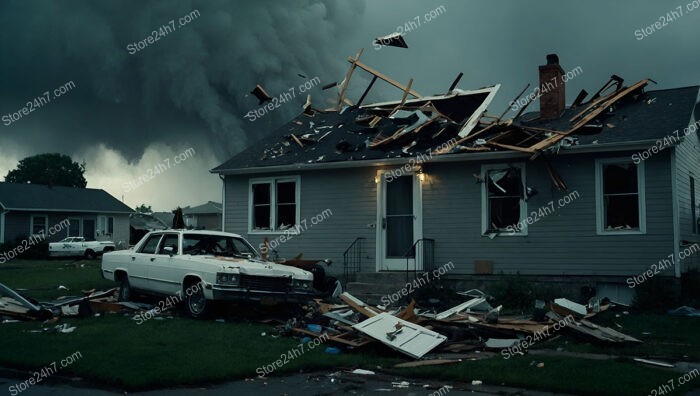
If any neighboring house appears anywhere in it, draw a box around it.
[152,212,174,228]
[129,212,169,245]
[0,182,132,248]
[182,201,222,230]
[211,55,700,303]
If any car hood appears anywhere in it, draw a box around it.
[204,256,313,280]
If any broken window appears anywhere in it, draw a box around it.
[276,181,297,230]
[484,166,524,233]
[252,183,271,230]
[601,162,641,231]
[251,178,299,232]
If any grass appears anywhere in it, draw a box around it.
[1,260,699,394]
[532,310,700,361]
[392,355,695,396]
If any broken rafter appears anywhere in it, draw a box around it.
[350,59,422,98]
[528,79,649,157]
[336,49,364,110]
[290,133,304,148]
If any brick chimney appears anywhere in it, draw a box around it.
[538,54,566,120]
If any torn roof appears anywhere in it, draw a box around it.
[212,54,700,174]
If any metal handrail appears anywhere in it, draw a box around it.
[343,237,365,286]
[403,238,435,284]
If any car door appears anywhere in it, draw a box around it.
[129,234,162,290]
[147,233,181,295]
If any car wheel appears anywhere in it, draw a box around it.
[118,277,131,302]
[186,284,209,318]
[84,249,96,260]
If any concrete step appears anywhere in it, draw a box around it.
[345,282,408,295]
[353,272,416,284]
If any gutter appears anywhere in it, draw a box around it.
[219,174,225,232]
[0,208,134,214]
[671,148,681,278]
[210,139,667,176]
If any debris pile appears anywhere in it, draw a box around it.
[0,282,153,323]
[275,292,642,362]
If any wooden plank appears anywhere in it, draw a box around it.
[351,59,422,98]
[290,134,304,148]
[337,49,364,109]
[340,292,380,318]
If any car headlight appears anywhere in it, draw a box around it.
[293,280,313,291]
[217,273,239,285]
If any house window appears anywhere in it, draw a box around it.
[250,177,300,233]
[68,218,81,237]
[691,176,697,234]
[482,165,526,235]
[596,159,646,234]
[30,215,48,236]
[97,216,114,237]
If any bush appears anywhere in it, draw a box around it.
[632,276,680,312]
[681,269,700,306]
[488,273,535,311]
[0,235,49,261]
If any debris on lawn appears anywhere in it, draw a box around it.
[272,288,644,361]
[0,281,156,322]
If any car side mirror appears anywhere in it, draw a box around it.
[163,246,175,256]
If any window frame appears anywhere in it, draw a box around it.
[248,176,301,234]
[30,215,48,236]
[595,157,646,235]
[481,163,528,236]
[96,215,114,237]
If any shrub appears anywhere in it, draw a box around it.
[632,276,680,312]
[0,235,49,261]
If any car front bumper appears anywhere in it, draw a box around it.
[211,285,317,303]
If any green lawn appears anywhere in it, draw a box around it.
[1,260,699,394]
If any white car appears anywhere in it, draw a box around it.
[100,230,316,318]
[49,237,116,259]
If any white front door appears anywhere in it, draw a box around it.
[376,173,422,271]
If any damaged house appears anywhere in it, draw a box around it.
[211,53,700,304]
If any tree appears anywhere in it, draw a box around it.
[135,204,153,214]
[4,153,86,188]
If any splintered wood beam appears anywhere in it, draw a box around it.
[388,78,413,117]
[337,49,364,110]
[498,83,530,121]
[350,59,422,98]
[356,75,378,107]
[290,133,304,148]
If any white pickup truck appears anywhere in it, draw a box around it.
[49,237,116,259]
[100,229,316,318]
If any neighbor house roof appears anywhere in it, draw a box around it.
[0,183,133,213]
[182,201,222,215]
[129,212,168,231]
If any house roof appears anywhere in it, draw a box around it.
[152,212,175,227]
[182,201,222,215]
[520,86,699,145]
[212,77,699,175]
[129,212,168,231]
[0,182,133,213]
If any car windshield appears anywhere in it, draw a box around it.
[182,234,259,259]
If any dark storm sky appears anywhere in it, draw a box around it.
[0,0,698,209]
